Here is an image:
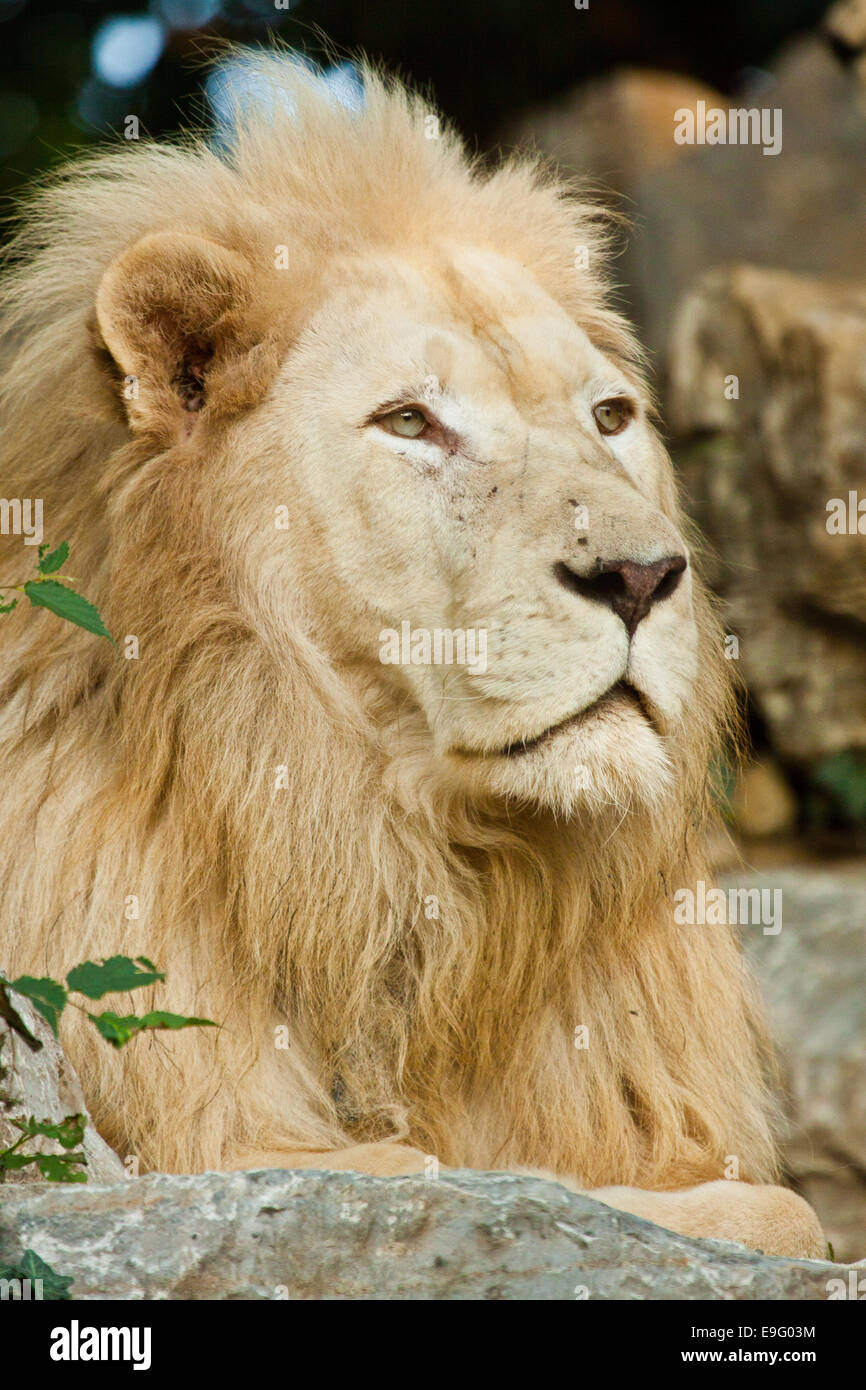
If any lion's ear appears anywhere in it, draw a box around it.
[95,231,255,439]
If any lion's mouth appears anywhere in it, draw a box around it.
[499,680,656,757]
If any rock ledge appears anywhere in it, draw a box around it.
[0,1169,853,1300]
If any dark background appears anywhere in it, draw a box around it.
[0,0,833,208]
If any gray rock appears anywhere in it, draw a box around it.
[667,264,866,764]
[0,1168,851,1300]
[0,991,124,1187]
[727,865,866,1263]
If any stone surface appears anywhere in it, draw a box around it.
[726,865,866,1263]
[667,264,866,765]
[0,1167,853,1301]
[0,990,124,1187]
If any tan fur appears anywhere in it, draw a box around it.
[0,56,821,1258]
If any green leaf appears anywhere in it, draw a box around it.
[0,1249,74,1299]
[23,578,114,645]
[87,1012,144,1048]
[0,1149,87,1182]
[34,1152,87,1183]
[0,1152,42,1171]
[6,975,67,1037]
[88,1009,215,1049]
[37,540,69,574]
[137,1010,216,1033]
[67,955,165,1000]
[10,1113,86,1149]
[0,596,17,614]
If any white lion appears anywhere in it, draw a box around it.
[0,56,822,1259]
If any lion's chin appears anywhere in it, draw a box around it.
[451,684,674,816]
[496,681,657,757]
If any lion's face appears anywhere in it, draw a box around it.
[242,245,697,812]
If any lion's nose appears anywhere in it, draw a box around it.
[554,554,687,637]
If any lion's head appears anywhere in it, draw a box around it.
[72,58,718,828]
[0,58,774,1187]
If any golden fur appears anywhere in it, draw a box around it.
[0,57,819,1253]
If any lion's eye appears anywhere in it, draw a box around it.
[381,407,429,438]
[592,399,632,436]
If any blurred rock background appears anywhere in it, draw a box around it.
[0,0,863,1259]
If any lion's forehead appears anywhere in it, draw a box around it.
[312,244,619,427]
